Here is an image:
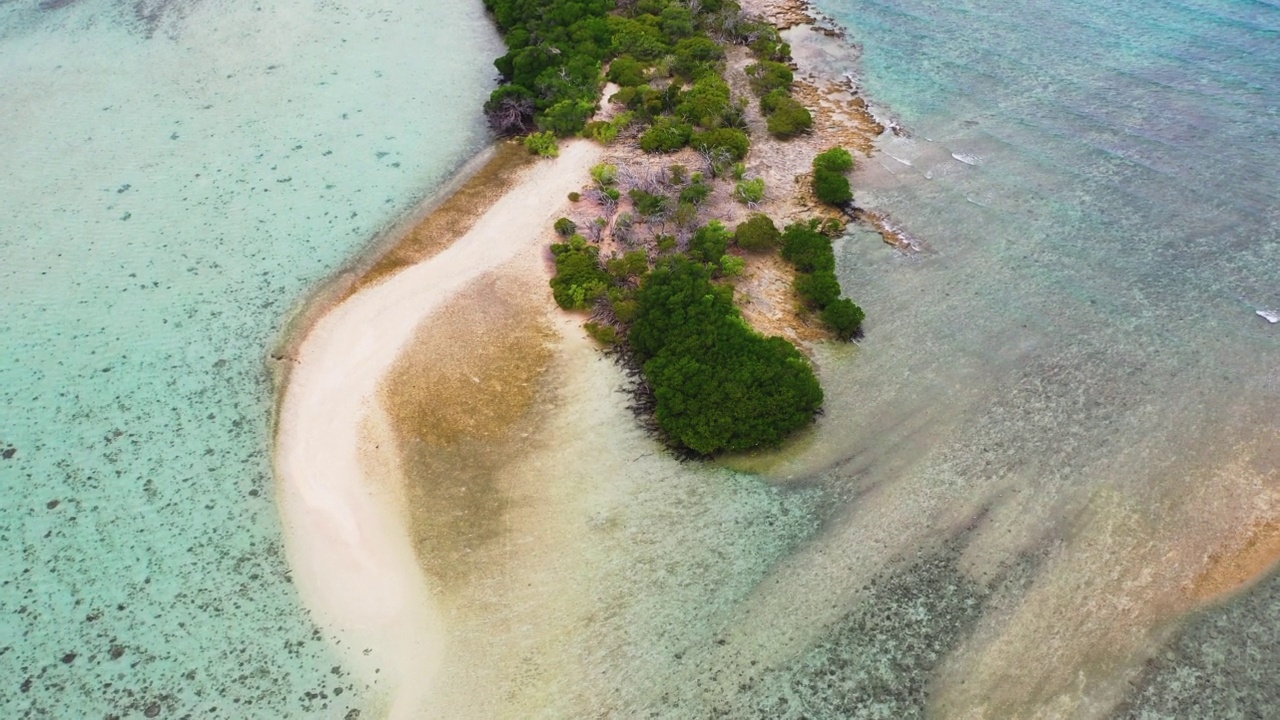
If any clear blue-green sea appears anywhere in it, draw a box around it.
[3,0,1279,716]
[0,0,500,716]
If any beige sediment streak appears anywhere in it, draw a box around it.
[274,140,601,718]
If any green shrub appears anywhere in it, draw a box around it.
[780,222,836,273]
[692,127,750,162]
[689,220,731,264]
[821,298,865,340]
[639,117,693,153]
[765,96,813,138]
[606,249,649,280]
[524,131,559,157]
[672,36,724,80]
[607,55,647,87]
[813,147,854,173]
[676,75,733,128]
[746,61,793,96]
[795,270,841,308]
[568,191,581,202]
[720,254,746,277]
[734,213,781,251]
[629,188,669,217]
[656,234,678,253]
[668,163,687,185]
[679,174,712,205]
[630,257,823,454]
[820,217,845,237]
[538,99,597,136]
[554,217,577,236]
[590,163,618,186]
[549,236,610,310]
[813,168,852,205]
[735,177,766,205]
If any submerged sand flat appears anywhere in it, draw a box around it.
[273,140,601,717]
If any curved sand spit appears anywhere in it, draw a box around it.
[274,140,601,718]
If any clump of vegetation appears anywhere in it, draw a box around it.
[764,93,814,138]
[640,116,694,153]
[629,188,669,218]
[734,213,781,251]
[630,257,823,454]
[813,147,854,206]
[780,221,864,337]
[735,177,766,205]
[688,220,731,264]
[568,191,581,202]
[692,128,751,162]
[549,235,610,310]
[523,131,559,157]
[554,217,577,237]
[746,61,793,96]
[590,163,618,187]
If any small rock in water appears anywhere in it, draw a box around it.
[1257,309,1280,324]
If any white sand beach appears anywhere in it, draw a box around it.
[273,139,601,718]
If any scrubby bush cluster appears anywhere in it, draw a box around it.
[734,213,781,251]
[744,46,812,139]
[812,147,854,205]
[780,220,865,338]
[630,257,823,454]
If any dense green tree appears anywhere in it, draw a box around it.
[780,222,836,273]
[607,55,648,87]
[813,168,852,205]
[630,257,823,454]
[821,298,865,339]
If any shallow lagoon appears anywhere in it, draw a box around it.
[0,0,499,715]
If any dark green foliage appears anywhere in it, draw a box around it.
[538,99,598,136]
[821,298,865,339]
[671,36,724,80]
[630,257,823,454]
[734,213,781,251]
[795,271,841,308]
[640,116,693,153]
[689,220,731,264]
[549,236,610,310]
[813,168,852,205]
[629,188,669,217]
[765,95,813,138]
[607,55,647,87]
[779,221,865,340]
[814,147,855,173]
[780,222,836,273]
[676,75,733,128]
[568,191,581,202]
[554,217,577,236]
[609,15,671,62]
[692,127,751,161]
[668,163,687,184]
[746,61,793,96]
[606,250,650,280]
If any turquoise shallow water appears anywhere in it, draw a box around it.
[0,0,500,715]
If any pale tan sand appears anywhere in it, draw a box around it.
[274,139,601,718]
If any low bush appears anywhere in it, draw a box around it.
[735,177,766,205]
[813,168,852,205]
[554,217,577,237]
[640,117,693,153]
[689,220,731,264]
[821,298,865,339]
[629,188,669,217]
[523,131,559,157]
[692,127,750,162]
[746,61,793,97]
[607,55,647,87]
[734,213,781,251]
[765,96,813,138]
[549,236,610,310]
[795,270,841,308]
[780,222,836,273]
[813,147,854,173]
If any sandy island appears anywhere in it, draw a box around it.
[274,139,601,718]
